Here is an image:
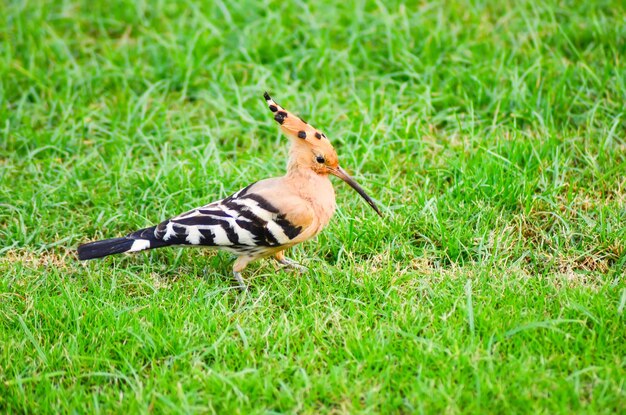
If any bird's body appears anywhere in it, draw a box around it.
[78,93,380,289]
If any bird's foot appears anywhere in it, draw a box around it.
[232,271,248,292]
[277,257,308,273]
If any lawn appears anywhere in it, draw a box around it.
[1,0,625,413]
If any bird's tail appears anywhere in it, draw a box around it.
[77,226,165,260]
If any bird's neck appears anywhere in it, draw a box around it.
[284,164,336,229]
[286,144,307,173]
[285,164,332,190]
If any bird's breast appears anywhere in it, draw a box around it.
[300,173,336,234]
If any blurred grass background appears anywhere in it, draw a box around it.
[1,0,625,413]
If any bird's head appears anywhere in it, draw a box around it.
[263,92,382,217]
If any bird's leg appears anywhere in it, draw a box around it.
[279,258,308,271]
[274,251,308,273]
[232,257,250,292]
[232,271,246,291]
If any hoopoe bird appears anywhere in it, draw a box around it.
[77,93,382,290]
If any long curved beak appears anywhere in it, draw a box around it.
[329,166,382,217]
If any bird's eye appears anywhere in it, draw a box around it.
[316,155,325,164]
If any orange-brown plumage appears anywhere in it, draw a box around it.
[77,92,381,291]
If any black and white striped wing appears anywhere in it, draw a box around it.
[152,187,303,253]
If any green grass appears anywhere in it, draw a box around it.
[1,0,625,412]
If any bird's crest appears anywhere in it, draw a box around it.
[263,92,329,144]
